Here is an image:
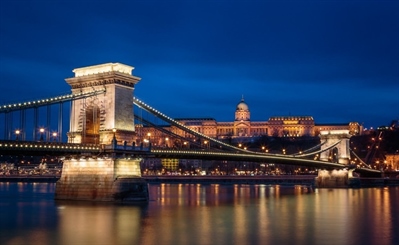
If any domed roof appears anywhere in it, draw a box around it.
[236,97,249,111]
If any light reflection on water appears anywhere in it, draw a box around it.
[0,183,398,245]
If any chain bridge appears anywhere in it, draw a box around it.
[0,63,381,202]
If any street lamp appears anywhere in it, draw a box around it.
[112,128,117,147]
[15,130,20,141]
[112,128,117,138]
[39,128,45,141]
[52,132,58,142]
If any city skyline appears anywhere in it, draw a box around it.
[0,0,398,129]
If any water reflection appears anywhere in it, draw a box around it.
[55,201,146,245]
[0,183,398,245]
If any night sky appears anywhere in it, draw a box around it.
[0,0,398,129]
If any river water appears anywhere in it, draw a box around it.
[0,183,398,245]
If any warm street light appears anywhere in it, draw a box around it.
[204,140,208,149]
[52,132,58,142]
[39,128,45,141]
[15,130,20,140]
[112,128,117,147]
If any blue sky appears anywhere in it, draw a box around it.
[0,0,398,129]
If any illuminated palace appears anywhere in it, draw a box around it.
[136,97,362,146]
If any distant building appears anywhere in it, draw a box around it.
[315,122,363,136]
[385,154,399,171]
[135,96,361,145]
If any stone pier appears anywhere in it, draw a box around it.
[315,169,360,188]
[55,158,148,202]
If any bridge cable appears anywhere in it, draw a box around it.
[134,115,204,149]
[287,140,328,156]
[133,97,246,153]
[291,140,343,158]
[0,89,106,113]
[349,148,372,169]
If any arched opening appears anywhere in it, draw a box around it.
[83,105,100,144]
[330,147,339,163]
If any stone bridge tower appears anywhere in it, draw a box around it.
[66,63,141,145]
[319,130,351,164]
[56,63,148,203]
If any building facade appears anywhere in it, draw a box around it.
[135,97,362,146]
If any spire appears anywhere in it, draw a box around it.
[241,94,244,101]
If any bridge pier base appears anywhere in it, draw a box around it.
[315,169,360,188]
[55,158,148,202]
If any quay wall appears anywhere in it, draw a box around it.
[143,175,316,185]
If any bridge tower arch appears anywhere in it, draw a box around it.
[319,130,351,164]
[65,63,141,144]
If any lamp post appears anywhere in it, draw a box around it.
[39,128,45,141]
[52,132,58,142]
[112,128,117,148]
[15,130,20,141]
[165,137,169,148]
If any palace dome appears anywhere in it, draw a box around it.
[236,97,249,111]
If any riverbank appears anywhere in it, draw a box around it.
[143,175,399,187]
[0,175,60,183]
[143,175,316,185]
[1,175,398,187]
